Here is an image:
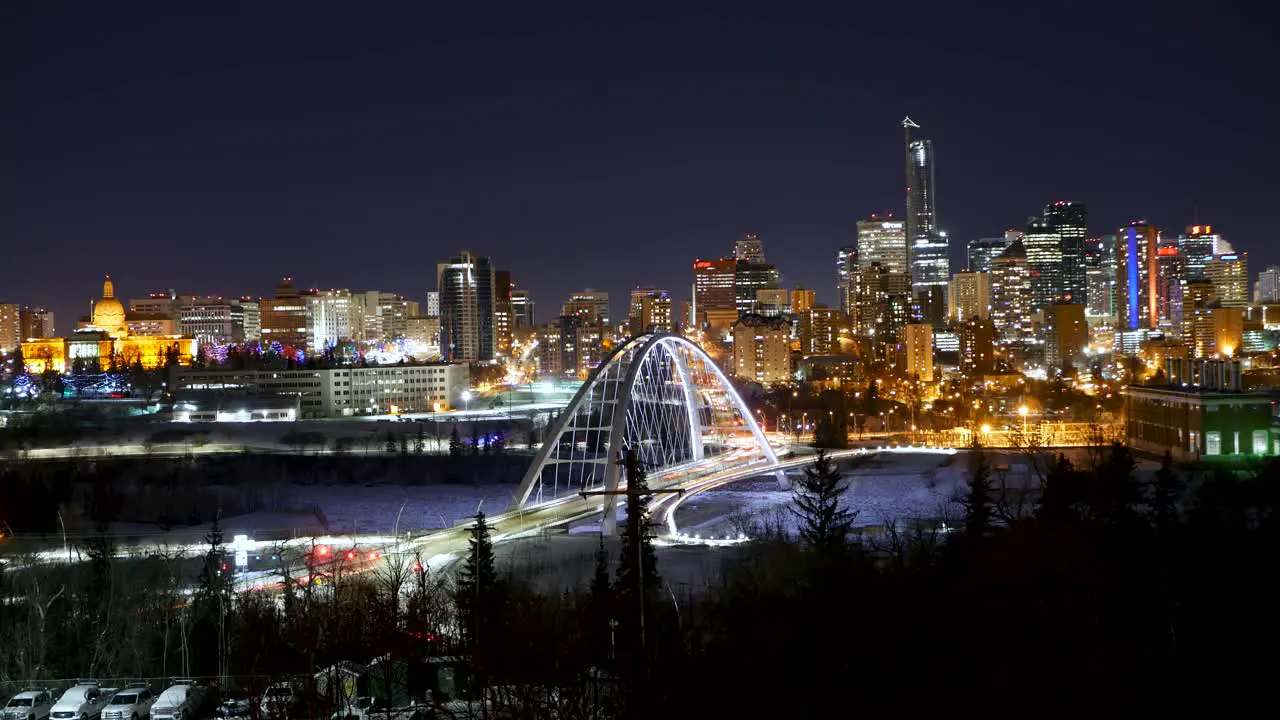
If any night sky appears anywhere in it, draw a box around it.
[4,1,1278,328]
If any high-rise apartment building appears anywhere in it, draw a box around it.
[990,239,1033,342]
[903,323,934,382]
[628,287,672,336]
[1084,235,1116,317]
[1155,243,1185,334]
[734,234,766,263]
[556,315,603,380]
[1022,216,1063,314]
[1206,253,1249,308]
[948,271,991,323]
[856,215,908,276]
[1115,222,1160,331]
[731,314,792,384]
[0,303,19,352]
[1045,303,1087,371]
[19,307,55,340]
[836,246,858,315]
[492,270,514,357]
[960,317,996,375]
[260,276,309,352]
[1183,279,1216,358]
[967,232,1016,273]
[849,264,911,339]
[1256,266,1280,304]
[693,258,737,327]
[424,292,441,319]
[1177,225,1218,280]
[1043,201,1088,304]
[799,305,842,356]
[734,261,780,316]
[437,251,495,362]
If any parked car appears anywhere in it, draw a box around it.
[51,684,110,720]
[2,690,55,720]
[259,684,302,719]
[149,682,205,720]
[102,685,154,720]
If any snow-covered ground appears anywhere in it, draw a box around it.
[671,453,976,539]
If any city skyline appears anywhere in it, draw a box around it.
[4,3,1277,327]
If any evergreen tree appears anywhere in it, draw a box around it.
[449,426,462,456]
[1150,449,1184,531]
[195,345,207,369]
[961,440,994,540]
[399,433,409,455]
[384,432,397,454]
[456,511,500,648]
[614,449,660,680]
[813,414,849,449]
[864,380,880,418]
[1093,442,1142,526]
[470,424,480,456]
[193,510,232,677]
[413,425,425,455]
[9,345,24,378]
[589,536,615,663]
[790,449,854,550]
[1037,453,1081,525]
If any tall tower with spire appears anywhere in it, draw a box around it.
[903,117,949,326]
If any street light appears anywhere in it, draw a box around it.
[1018,404,1029,437]
[462,390,473,412]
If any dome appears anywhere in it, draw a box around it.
[92,275,127,336]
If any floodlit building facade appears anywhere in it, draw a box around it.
[948,271,990,322]
[856,215,908,277]
[903,323,934,382]
[731,314,792,385]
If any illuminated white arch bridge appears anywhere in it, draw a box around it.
[513,333,782,534]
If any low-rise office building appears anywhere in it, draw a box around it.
[176,363,469,419]
[1125,358,1276,460]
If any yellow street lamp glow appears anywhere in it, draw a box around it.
[1018,405,1029,417]
[980,424,992,433]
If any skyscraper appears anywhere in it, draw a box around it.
[836,246,858,315]
[437,250,495,361]
[734,234,766,263]
[1084,235,1116,318]
[905,134,947,326]
[1115,222,1159,331]
[856,214,908,276]
[990,239,1033,342]
[1043,201,1087,304]
[693,258,737,319]
[1256,266,1280,304]
[1155,243,1185,334]
[562,290,611,327]
[912,230,950,326]
[1206,253,1249,308]
[967,235,1011,273]
[1022,216,1062,314]
[1177,224,1218,280]
[734,260,779,316]
[510,289,535,330]
[906,138,938,241]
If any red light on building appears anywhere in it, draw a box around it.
[693,260,713,270]
[1157,245,1179,257]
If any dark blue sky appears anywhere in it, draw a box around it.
[4,1,1278,327]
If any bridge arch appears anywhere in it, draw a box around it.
[514,333,779,526]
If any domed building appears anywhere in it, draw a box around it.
[21,275,195,374]
[91,275,128,338]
